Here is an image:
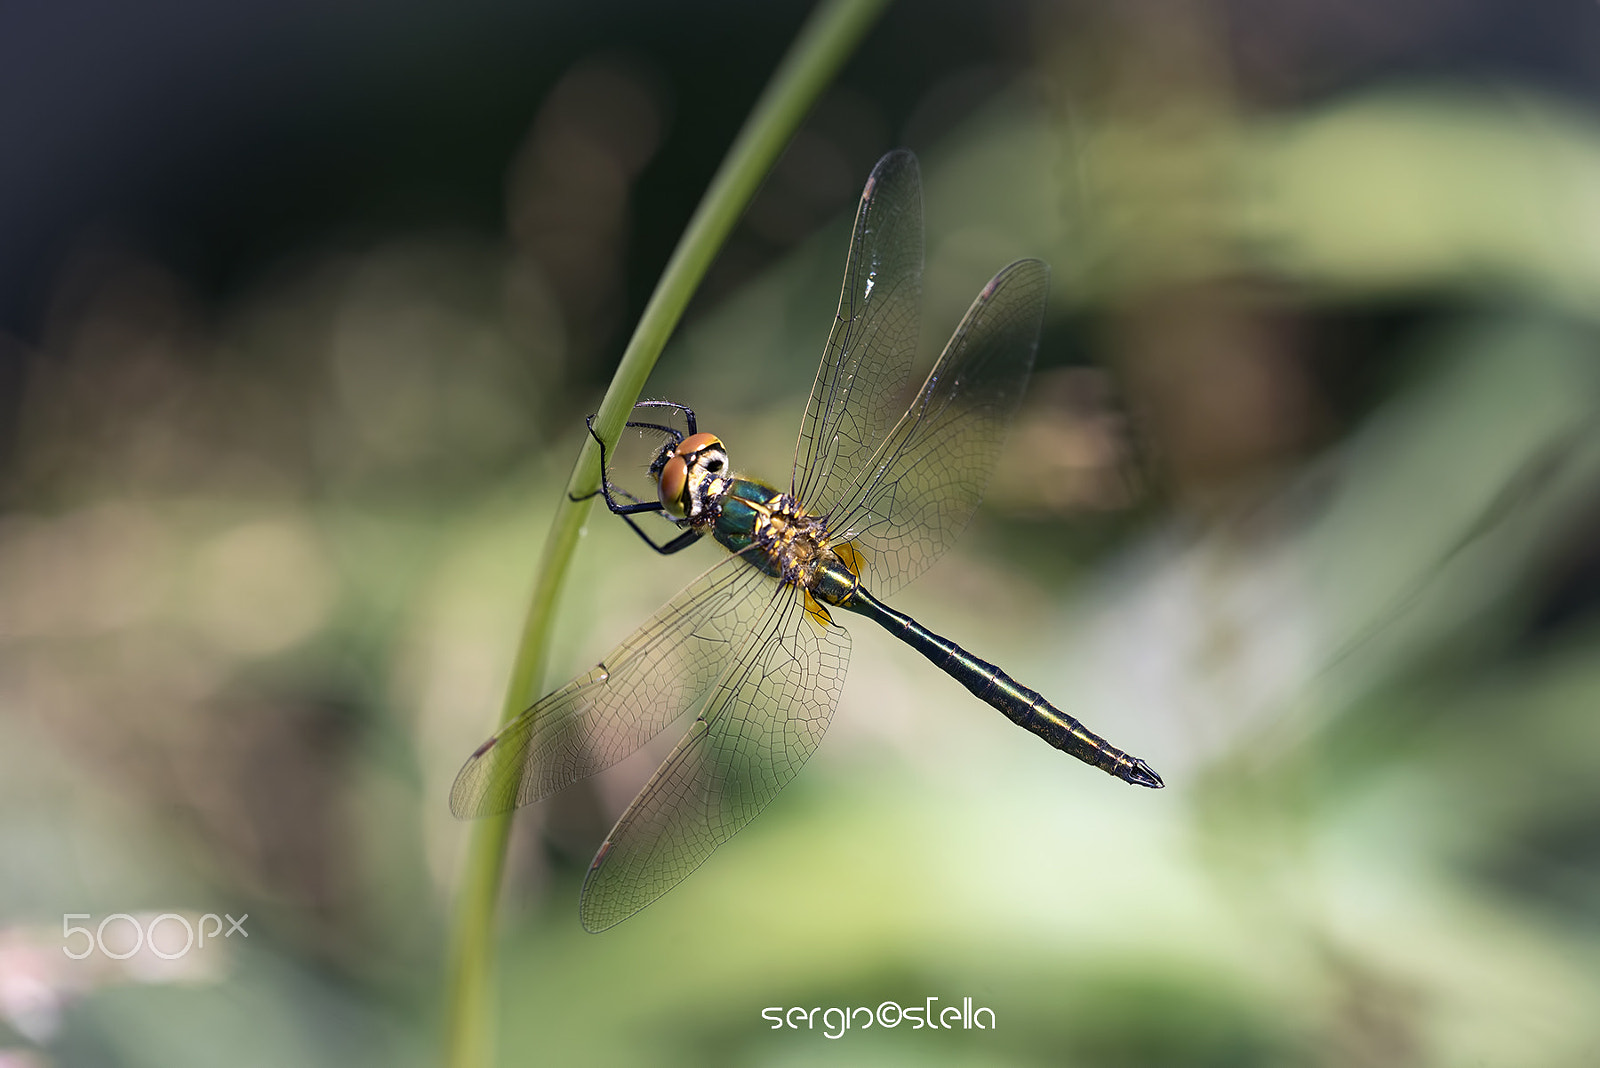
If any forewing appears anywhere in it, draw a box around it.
[449,556,776,818]
[792,149,924,517]
[827,259,1049,597]
[578,588,851,931]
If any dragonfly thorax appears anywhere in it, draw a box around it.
[712,481,861,605]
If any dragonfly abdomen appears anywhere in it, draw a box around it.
[841,587,1163,789]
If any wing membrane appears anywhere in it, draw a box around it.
[449,557,777,818]
[825,259,1049,597]
[578,589,851,931]
[791,149,923,517]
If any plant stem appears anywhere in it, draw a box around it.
[442,1,890,1063]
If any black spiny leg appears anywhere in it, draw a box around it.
[570,411,704,556]
[627,400,697,438]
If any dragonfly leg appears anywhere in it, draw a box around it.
[599,503,703,554]
[571,403,699,504]
[570,415,644,509]
[626,400,697,437]
[622,523,703,555]
[571,414,705,556]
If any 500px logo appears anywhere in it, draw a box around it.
[62,912,247,960]
[762,997,995,1040]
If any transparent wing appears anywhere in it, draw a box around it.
[791,149,924,517]
[449,556,778,818]
[825,259,1049,597]
[578,589,851,931]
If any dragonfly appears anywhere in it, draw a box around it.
[451,149,1162,931]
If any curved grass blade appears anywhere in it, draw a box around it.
[445,2,890,1062]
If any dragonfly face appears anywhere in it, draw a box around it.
[653,431,729,521]
[452,150,1162,932]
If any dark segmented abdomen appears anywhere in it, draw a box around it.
[839,586,1163,788]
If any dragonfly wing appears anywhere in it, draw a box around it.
[449,556,776,818]
[792,149,924,517]
[827,259,1049,597]
[578,588,851,931]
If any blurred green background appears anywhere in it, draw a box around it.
[4,2,1600,1065]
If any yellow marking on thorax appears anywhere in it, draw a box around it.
[802,589,833,629]
[834,540,866,578]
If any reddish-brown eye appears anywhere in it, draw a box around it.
[677,432,721,455]
[658,455,689,516]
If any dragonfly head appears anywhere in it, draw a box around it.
[654,431,728,519]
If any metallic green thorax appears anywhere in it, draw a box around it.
[705,478,860,605]
[706,478,784,558]
[697,476,1162,789]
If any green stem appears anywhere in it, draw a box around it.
[442,1,889,1063]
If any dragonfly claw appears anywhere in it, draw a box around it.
[1123,758,1165,789]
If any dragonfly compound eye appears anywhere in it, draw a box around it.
[657,455,690,516]
[677,431,721,456]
